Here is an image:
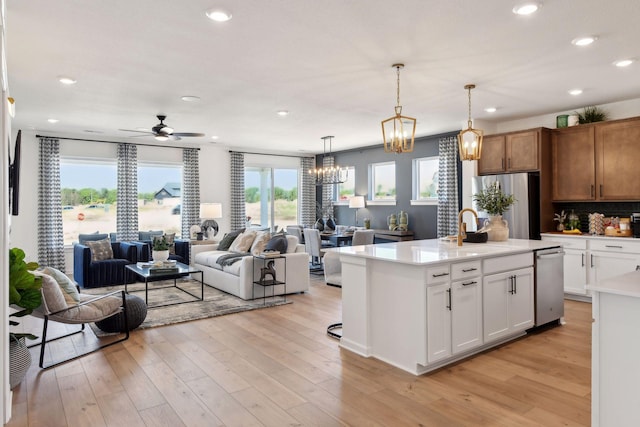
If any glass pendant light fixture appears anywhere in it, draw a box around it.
[381,64,416,154]
[458,84,483,161]
[309,136,348,186]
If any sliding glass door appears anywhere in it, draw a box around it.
[245,166,298,231]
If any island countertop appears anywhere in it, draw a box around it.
[323,238,560,266]
[588,269,640,298]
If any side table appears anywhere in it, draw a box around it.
[251,254,286,304]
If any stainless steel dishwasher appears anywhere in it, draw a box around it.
[534,246,565,326]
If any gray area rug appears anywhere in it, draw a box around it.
[83,278,291,333]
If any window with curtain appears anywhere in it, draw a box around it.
[369,161,396,201]
[60,158,117,245]
[137,163,182,236]
[245,166,298,230]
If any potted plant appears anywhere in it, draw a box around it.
[575,105,608,124]
[8,247,42,388]
[152,235,170,262]
[473,183,516,241]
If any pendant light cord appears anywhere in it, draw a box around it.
[396,65,401,107]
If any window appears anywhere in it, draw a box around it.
[412,156,439,205]
[369,161,396,202]
[60,159,117,245]
[335,166,355,203]
[245,166,298,230]
[138,163,182,237]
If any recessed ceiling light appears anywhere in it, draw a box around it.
[211,135,219,140]
[277,110,289,117]
[571,36,598,47]
[58,76,77,85]
[512,2,541,15]
[484,107,497,113]
[181,95,201,102]
[569,89,583,96]
[614,59,635,67]
[47,118,59,123]
[205,8,232,22]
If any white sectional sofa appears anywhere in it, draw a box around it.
[191,234,309,300]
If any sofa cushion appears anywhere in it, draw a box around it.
[265,234,288,253]
[86,238,114,261]
[229,230,257,253]
[34,272,67,314]
[218,229,244,251]
[194,250,227,271]
[285,235,299,253]
[42,266,80,303]
[78,232,108,245]
[250,231,271,255]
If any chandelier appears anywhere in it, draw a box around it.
[381,63,416,154]
[309,136,348,186]
[458,84,484,161]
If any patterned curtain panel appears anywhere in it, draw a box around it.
[437,136,459,238]
[38,137,65,270]
[300,157,316,227]
[182,148,200,239]
[229,152,246,231]
[116,143,138,241]
[321,155,335,218]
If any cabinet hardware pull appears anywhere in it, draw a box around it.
[432,272,449,277]
[508,158,511,169]
[513,276,517,294]
[462,268,477,272]
[446,288,451,311]
[501,158,504,169]
[605,245,623,249]
[581,253,585,267]
[462,281,477,286]
[600,184,603,197]
[508,275,514,294]
[590,254,594,268]
[591,185,594,198]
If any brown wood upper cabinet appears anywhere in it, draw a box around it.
[477,130,541,175]
[552,116,640,201]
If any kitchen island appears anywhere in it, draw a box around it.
[326,238,561,375]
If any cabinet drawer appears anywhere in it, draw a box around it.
[483,252,533,275]
[426,265,450,285]
[451,260,481,281]
[541,235,587,250]
[590,239,640,254]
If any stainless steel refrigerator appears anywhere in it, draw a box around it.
[471,172,541,239]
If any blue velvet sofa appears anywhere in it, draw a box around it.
[73,241,139,288]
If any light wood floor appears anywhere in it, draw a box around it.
[8,274,592,427]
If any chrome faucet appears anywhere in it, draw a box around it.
[457,208,479,246]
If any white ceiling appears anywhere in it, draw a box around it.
[5,0,640,154]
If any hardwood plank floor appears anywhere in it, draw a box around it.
[7,274,592,426]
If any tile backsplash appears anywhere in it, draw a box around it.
[553,202,640,232]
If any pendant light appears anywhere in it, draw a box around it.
[381,64,416,154]
[458,84,483,161]
[309,136,348,186]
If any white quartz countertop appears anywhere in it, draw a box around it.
[324,238,561,266]
[588,270,640,298]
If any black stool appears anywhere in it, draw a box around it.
[95,294,147,333]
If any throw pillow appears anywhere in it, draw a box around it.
[85,238,114,261]
[265,234,288,253]
[229,230,258,253]
[139,230,163,242]
[218,229,244,251]
[32,271,67,314]
[250,231,271,255]
[42,266,80,303]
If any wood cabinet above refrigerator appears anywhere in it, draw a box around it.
[477,129,549,175]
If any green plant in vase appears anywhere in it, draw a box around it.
[473,182,516,216]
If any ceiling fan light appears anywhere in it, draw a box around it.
[154,135,169,142]
[160,126,174,134]
[206,8,232,22]
[512,2,541,15]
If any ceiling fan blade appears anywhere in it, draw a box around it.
[172,132,205,137]
[119,128,154,135]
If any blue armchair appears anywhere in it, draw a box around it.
[73,242,138,288]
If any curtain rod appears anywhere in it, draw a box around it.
[229,149,312,158]
[35,135,200,150]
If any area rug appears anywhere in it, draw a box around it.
[83,278,291,334]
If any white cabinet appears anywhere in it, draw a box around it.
[426,261,482,364]
[483,253,534,344]
[541,234,640,298]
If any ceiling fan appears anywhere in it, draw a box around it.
[120,115,205,141]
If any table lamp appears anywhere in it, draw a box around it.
[349,196,365,226]
[200,202,223,239]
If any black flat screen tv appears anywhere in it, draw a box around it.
[8,129,21,216]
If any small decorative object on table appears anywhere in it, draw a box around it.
[554,210,567,231]
[259,260,277,284]
[473,182,515,242]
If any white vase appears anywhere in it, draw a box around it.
[153,250,170,263]
[484,215,509,241]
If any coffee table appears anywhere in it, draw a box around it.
[125,262,204,308]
